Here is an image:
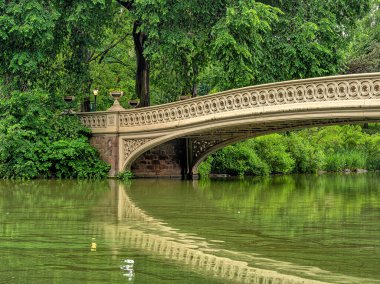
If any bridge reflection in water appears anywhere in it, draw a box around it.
[90,181,377,284]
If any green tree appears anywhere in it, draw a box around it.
[201,0,370,92]
[0,0,113,96]
[249,0,370,84]
[114,0,280,106]
[0,0,114,179]
[346,0,380,73]
[89,9,136,110]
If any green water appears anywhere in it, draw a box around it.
[0,174,379,283]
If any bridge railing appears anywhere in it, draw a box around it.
[79,73,380,133]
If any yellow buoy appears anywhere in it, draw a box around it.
[91,238,97,251]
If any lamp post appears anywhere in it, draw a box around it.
[93,89,98,111]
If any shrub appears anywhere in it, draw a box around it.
[324,152,346,172]
[286,132,325,173]
[210,143,269,177]
[363,134,380,170]
[117,171,134,181]
[253,134,295,174]
[0,90,110,179]
[198,156,213,179]
[345,151,367,170]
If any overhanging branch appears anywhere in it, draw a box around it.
[116,0,133,10]
[89,33,130,63]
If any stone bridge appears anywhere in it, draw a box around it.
[79,73,380,178]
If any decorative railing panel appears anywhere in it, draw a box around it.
[79,114,108,128]
[117,74,380,128]
[79,73,380,132]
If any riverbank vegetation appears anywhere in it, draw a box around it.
[0,91,110,179]
[0,0,379,179]
[198,124,380,178]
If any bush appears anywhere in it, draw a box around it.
[286,132,325,173]
[117,171,134,181]
[253,134,295,174]
[198,156,213,179]
[0,90,110,179]
[364,134,380,170]
[324,152,347,172]
[210,143,269,177]
[345,151,367,170]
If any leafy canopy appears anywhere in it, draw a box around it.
[0,0,113,95]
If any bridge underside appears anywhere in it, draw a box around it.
[91,115,380,179]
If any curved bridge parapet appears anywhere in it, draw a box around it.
[78,73,380,177]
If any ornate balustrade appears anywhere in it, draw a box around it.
[79,73,380,135]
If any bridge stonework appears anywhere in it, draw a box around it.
[79,73,380,178]
[90,135,119,176]
[130,139,186,178]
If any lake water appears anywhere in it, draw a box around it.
[1,174,379,283]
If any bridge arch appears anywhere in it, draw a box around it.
[126,111,379,178]
[79,73,380,178]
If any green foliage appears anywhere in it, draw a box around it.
[0,0,113,95]
[210,1,280,87]
[286,132,325,173]
[324,151,367,172]
[2,0,369,105]
[324,153,348,172]
[253,135,295,174]
[0,90,110,179]
[346,151,368,170]
[117,170,134,181]
[125,0,281,102]
[257,0,370,83]
[211,143,269,177]
[198,157,213,179]
[89,7,136,110]
[363,134,380,170]
[0,1,59,90]
[346,0,380,73]
[203,124,380,177]
[196,0,370,94]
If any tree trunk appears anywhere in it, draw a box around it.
[133,21,150,107]
[191,83,197,98]
[191,64,198,98]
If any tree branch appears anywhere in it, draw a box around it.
[115,0,134,10]
[107,56,130,68]
[88,33,130,63]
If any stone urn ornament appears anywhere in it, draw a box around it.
[128,99,140,108]
[62,96,76,114]
[107,91,126,111]
[64,95,75,103]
